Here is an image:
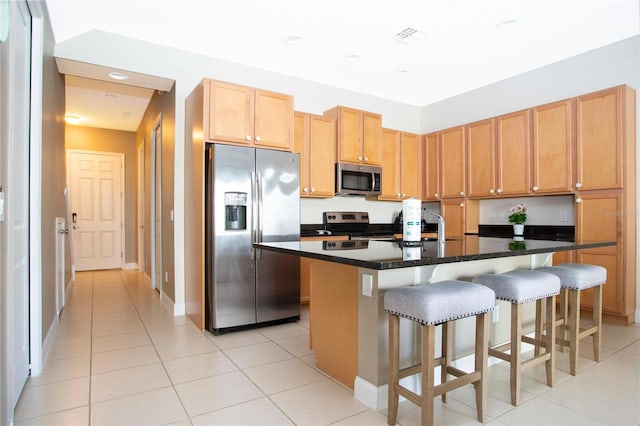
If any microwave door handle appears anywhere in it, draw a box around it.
[371,172,375,191]
[251,171,257,260]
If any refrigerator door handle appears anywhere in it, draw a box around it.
[257,172,264,259]
[251,171,257,260]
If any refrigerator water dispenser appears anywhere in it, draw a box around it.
[224,192,247,230]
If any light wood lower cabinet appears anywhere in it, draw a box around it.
[300,236,349,303]
[575,191,635,324]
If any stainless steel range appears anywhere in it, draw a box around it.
[322,211,395,240]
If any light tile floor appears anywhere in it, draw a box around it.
[14,270,640,425]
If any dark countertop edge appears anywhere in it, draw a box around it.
[255,240,615,270]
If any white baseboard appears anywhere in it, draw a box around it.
[143,273,152,286]
[40,315,59,373]
[160,291,186,316]
[354,377,386,410]
[65,277,74,302]
[123,262,138,270]
[635,309,639,324]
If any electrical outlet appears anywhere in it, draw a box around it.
[165,271,168,282]
[492,305,500,323]
[560,210,568,222]
[362,274,373,297]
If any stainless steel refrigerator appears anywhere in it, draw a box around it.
[205,143,301,334]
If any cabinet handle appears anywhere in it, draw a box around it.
[303,187,309,193]
[576,197,582,204]
[496,188,503,194]
[364,157,368,161]
[460,203,465,208]
[575,182,582,188]
[397,193,401,197]
[489,188,495,194]
[434,193,439,198]
[310,188,315,193]
[255,136,262,142]
[459,191,464,196]
[402,193,406,197]
[532,186,539,191]
[246,135,252,141]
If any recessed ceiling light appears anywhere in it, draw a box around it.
[344,54,360,63]
[496,19,518,30]
[64,115,80,125]
[108,71,129,81]
[284,35,301,45]
[395,69,409,77]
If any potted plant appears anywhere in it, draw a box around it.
[508,203,527,236]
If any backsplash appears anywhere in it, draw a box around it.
[479,195,575,226]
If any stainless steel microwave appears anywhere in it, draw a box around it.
[335,162,382,196]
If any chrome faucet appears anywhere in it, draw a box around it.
[429,212,446,244]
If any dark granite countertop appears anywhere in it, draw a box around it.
[255,236,614,270]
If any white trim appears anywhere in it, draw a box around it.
[143,272,152,286]
[41,314,58,368]
[65,276,75,302]
[28,0,44,378]
[635,309,640,324]
[137,140,145,275]
[160,290,185,316]
[354,377,384,410]
[123,262,138,270]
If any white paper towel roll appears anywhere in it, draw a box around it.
[402,198,422,241]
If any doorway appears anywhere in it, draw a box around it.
[137,140,145,274]
[67,150,124,271]
[150,116,163,294]
[0,0,32,420]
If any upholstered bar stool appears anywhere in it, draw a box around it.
[537,263,606,375]
[384,281,496,426]
[472,270,560,406]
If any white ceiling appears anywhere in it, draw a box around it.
[46,0,640,131]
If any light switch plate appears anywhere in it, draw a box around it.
[362,274,373,297]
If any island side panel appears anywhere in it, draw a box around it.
[309,259,359,389]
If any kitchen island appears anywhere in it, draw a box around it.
[256,236,615,410]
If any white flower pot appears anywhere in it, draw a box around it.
[513,224,525,236]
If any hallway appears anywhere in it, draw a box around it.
[13,270,640,425]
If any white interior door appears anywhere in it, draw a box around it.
[0,0,32,417]
[55,217,66,315]
[68,150,124,271]
[137,141,145,273]
[151,121,162,293]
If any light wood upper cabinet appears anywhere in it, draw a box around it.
[496,109,531,196]
[400,132,420,199]
[466,119,496,198]
[575,86,627,191]
[293,112,336,198]
[324,106,382,165]
[206,79,293,150]
[439,126,466,199]
[379,130,420,200]
[422,133,439,201]
[531,99,573,194]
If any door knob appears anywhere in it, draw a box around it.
[73,225,79,229]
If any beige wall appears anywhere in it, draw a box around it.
[136,87,176,302]
[65,126,137,264]
[40,5,67,343]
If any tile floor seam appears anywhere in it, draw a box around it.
[119,270,195,422]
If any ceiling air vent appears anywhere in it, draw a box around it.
[393,27,424,45]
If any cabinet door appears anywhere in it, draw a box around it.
[400,132,420,198]
[576,87,624,190]
[439,126,466,199]
[496,110,531,196]
[208,81,253,144]
[441,199,465,237]
[293,112,309,196]
[532,100,573,194]
[466,119,495,198]
[254,89,293,150]
[362,112,382,165]
[380,129,400,199]
[575,191,623,315]
[336,107,362,163]
[308,115,336,197]
[423,133,439,201]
